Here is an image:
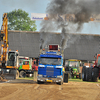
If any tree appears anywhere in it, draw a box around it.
[7,9,37,31]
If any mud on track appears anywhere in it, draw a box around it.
[0,80,100,100]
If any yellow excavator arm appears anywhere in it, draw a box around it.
[0,13,8,67]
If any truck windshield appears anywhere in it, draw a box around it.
[19,58,25,66]
[23,61,29,65]
[69,61,79,67]
[39,57,61,65]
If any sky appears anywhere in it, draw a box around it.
[0,0,50,32]
[0,0,100,34]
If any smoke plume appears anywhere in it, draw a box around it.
[40,0,100,50]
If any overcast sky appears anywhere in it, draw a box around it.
[0,0,100,34]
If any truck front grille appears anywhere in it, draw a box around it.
[46,67,54,76]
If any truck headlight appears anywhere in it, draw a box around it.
[38,74,43,77]
[56,66,62,68]
[57,75,62,78]
[7,69,10,72]
[39,65,45,67]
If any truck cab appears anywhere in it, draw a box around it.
[37,44,64,85]
[7,50,19,68]
[18,59,33,78]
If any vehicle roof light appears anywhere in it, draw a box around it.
[49,45,58,50]
[58,49,60,52]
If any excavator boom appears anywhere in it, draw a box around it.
[0,13,8,67]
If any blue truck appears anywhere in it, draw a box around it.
[37,44,68,85]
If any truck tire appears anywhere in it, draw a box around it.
[19,71,26,78]
[37,80,41,84]
[82,66,87,81]
[92,68,99,82]
[86,67,92,81]
[59,80,63,85]
[15,70,19,79]
[63,73,68,83]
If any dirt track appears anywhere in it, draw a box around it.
[0,80,100,100]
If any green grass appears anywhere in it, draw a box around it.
[18,77,100,83]
[69,78,100,83]
[18,77,34,80]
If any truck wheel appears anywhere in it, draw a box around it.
[82,66,87,81]
[37,80,41,84]
[16,70,19,79]
[63,73,68,83]
[92,68,99,82]
[19,71,26,78]
[86,67,92,81]
[58,79,63,85]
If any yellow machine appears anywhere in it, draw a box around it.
[0,13,19,80]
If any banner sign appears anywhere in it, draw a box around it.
[31,13,48,20]
[90,14,100,22]
[31,13,100,22]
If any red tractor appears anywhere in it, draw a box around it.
[82,54,100,82]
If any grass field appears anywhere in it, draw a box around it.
[18,77,100,83]
[69,78,100,83]
[18,77,34,80]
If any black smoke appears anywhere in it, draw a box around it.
[40,0,100,50]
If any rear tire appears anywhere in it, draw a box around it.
[86,67,92,81]
[92,68,99,82]
[59,81,62,85]
[37,80,41,84]
[63,73,68,83]
[82,66,87,81]
[19,71,26,78]
[58,79,63,85]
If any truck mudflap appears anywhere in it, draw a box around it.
[0,68,17,80]
[37,77,62,83]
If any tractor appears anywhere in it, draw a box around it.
[82,54,100,82]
